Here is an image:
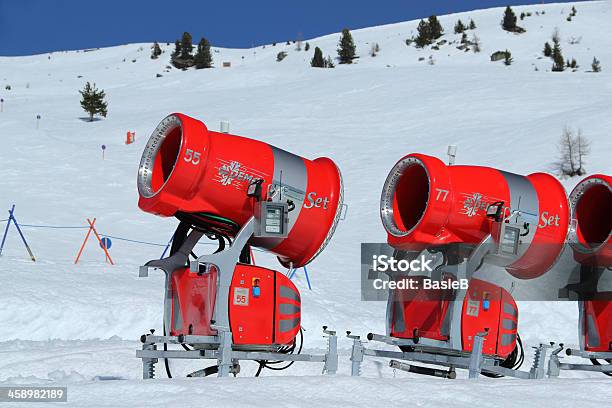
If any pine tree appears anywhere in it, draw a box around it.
[194,38,213,69]
[461,32,468,44]
[180,32,193,59]
[311,46,325,67]
[415,19,432,47]
[472,34,481,53]
[428,15,443,39]
[79,82,107,122]
[502,6,518,31]
[570,58,577,69]
[551,40,565,72]
[591,57,601,72]
[469,19,477,30]
[337,28,356,64]
[503,50,513,66]
[454,19,466,34]
[543,42,552,57]
[151,42,162,59]
[304,42,310,51]
[171,40,181,58]
[324,56,335,68]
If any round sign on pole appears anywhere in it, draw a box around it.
[100,237,112,250]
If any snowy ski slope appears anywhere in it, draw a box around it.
[0,2,611,406]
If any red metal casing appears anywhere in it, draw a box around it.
[389,279,518,359]
[569,174,612,352]
[389,276,453,342]
[137,113,343,268]
[460,279,518,358]
[169,264,300,346]
[381,153,570,279]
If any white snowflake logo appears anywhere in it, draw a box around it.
[218,161,241,186]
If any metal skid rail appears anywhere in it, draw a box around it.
[547,344,612,377]
[348,332,550,380]
[137,326,338,379]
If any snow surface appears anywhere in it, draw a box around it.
[0,2,611,406]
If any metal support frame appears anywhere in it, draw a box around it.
[136,328,338,379]
[137,217,338,378]
[348,331,550,380]
[547,345,612,377]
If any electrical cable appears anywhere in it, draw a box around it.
[590,358,612,377]
[255,327,304,376]
[480,333,524,378]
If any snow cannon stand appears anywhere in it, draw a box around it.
[350,153,572,379]
[135,113,343,378]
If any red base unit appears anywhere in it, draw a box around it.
[460,279,518,358]
[390,279,518,359]
[169,264,301,347]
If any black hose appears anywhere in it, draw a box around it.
[255,328,304,376]
[590,358,612,377]
[162,325,172,379]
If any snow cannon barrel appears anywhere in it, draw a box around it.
[568,174,612,266]
[380,153,570,279]
[137,113,343,268]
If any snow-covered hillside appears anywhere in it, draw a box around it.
[0,2,611,406]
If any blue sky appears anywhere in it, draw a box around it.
[0,0,580,56]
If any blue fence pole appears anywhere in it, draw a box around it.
[303,266,312,290]
[0,205,36,261]
[288,266,312,290]
[0,205,13,256]
[160,236,173,259]
[12,210,36,262]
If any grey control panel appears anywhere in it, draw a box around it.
[254,201,289,238]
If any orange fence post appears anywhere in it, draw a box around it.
[74,217,114,265]
[74,218,95,264]
[87,218,114,265]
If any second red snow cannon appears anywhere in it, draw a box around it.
[136,113,342,378]
[350,153,573,379]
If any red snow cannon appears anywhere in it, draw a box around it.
[568,174,612,266]
[380,153,570,279]
[137,113,343,268]
[568,174,611,353]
